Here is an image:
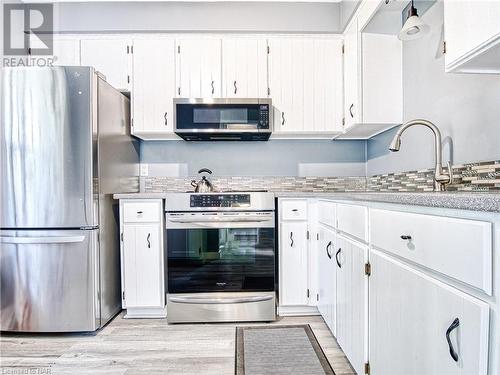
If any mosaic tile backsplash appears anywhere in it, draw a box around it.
[143,176,367,193]
[142,160,500,193]
[367,160,500,192]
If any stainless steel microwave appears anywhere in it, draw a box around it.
[173,98,273,141]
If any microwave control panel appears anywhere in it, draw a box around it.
[258,105,270,129]
[190,194,251,208]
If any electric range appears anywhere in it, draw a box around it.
[164,192,276,323]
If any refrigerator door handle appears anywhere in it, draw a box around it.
[0,235,86,244]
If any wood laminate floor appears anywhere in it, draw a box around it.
[0,314,355,375]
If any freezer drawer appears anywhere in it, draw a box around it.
[0,229,100,332]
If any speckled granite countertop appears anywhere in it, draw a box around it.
[274,192,500,213]
[114,192,500,213]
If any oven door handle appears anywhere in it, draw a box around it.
[167,217,272,223]
[169,295,274,304]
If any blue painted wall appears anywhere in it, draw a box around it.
[140,139,366,177]
[367,2,500,176]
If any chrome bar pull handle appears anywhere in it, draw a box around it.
[446,318,460,362]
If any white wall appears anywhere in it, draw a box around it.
[53,2,342,33]
[367,1,500,176]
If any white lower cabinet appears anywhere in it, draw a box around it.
[370,250,490,375]
[120,199,166,318]
[336,235,368,375]
[318,225,337,335]
[279,199,319,315]
[280,221,309,307]
[282,199,494,374]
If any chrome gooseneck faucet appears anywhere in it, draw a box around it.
[389,119,452,191]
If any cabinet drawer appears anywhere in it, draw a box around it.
[318,200,336,228]
[280,199,308,221]
[370,209,492,294]
[123,201,162,223]
[337,203,367,242]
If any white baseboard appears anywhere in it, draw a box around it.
[278,305,320,316]
[123,306,167,319]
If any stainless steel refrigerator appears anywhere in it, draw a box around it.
[0,67,139,332]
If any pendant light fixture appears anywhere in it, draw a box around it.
[398,0,430,41]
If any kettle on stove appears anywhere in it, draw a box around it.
[191,168,214,193]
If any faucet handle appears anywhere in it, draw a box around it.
[447,161,454,185]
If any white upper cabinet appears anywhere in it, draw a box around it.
[52,39,80,66]
[341,0,403,134]
[175,38,222,98]
[444,0,500,73]
[268,37,344,136]
[131,38,177,139]
[222,38,268,98]
[343,19,361,129]
[80,39,131,91]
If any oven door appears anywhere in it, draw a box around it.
[166,212,275,294]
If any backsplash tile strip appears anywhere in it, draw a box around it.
[142,160,500,193]
[367,160,500,193]
[142,176,367,193]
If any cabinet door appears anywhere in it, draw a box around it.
[307,201,319,307]
[269,38,343,134]
[318,226,337,335]
[343,19,360,129]
[132,39,176,137]
[80,39,131,91]
[280,221,308,306]
[268,38,297,132]
[444,0,500,72]
[336,236,367,375]
[222,38,268,98]
[312,39,344,132]
[176,39,222,98]
[53,39,80,66]
[370,250,489,375]
[122,224,164,308]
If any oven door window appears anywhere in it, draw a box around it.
[167,228,275,293]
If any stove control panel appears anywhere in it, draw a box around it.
[190,194,251,208]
